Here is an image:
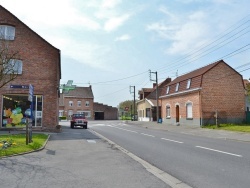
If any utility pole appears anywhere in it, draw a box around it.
[130,86,136,120]
[149,70,159,123]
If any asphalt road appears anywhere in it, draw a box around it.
[0,125,169,188]
[90,120,250,188]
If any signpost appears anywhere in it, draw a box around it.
[26,84,34,144]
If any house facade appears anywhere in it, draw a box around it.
[0,6,61,131]
[160,60,245,126]
[59,86,94,119]
[137,78,171,121]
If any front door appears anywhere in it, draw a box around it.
[176,105,179,123]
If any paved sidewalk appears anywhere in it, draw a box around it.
[125,120,250,142]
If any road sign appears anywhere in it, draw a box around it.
[10,85,29,89]
[125,107,129,111]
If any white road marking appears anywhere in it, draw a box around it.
[141,133,155,137]
[161,138,183,144]
[87,140,96,143]
[196,146,242,157]
[107,125,138,133]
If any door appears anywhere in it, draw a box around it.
[176,105,179,123]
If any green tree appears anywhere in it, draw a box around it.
[118,100,137,119]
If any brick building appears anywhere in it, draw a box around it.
[93,102,118,120]
[160,60,245,126]
[59,86,118,120]
[0,5,61,131]
[59,86,94,119]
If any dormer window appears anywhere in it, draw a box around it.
[175,83,179,92]
[166,86,170,94]
[187,79,191,89]
[0,25,15,40]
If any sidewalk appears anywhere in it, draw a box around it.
[125,120,250,142]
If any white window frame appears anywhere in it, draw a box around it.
[0,25,15,40]
[77,101,81,107]
[175,83,179,92]
[166,86,170,94]
[187,79,191,89]
[68,110,73,117]
[85,101,90,107]
[166,105,171,118]
[69,101,73,107]
[186,102,193,119]
[4,59,22,74]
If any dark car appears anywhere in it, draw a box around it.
[70,114,88,129]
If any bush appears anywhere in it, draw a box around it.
[59,116,67,120]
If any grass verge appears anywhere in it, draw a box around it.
[0,133,49,158]
[203,124,250,133]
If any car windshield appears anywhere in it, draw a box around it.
[73,114,85,118]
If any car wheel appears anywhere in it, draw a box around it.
[71,123,74,129]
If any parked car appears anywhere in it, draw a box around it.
[70,114,88,129]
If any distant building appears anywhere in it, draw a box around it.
[0,5,61,131]
[137,78,171,121]
[59,86,94,119]
[59,86,118,120]
[160,60,245,126]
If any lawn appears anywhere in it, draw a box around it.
[203,124,250,133]
[0,133,49,158]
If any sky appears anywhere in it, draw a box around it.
[1,0,250,107]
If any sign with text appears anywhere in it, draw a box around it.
[10,85,29,89]
[28,84,34,102]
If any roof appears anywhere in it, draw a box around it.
[63,86,94,98]
[169,60,223,85]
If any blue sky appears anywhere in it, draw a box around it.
[1,0,250,107]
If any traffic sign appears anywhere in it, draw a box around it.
[10,85,29,89]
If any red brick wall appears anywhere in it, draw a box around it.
[161,91,200,120]
[63,97,94,119]
[0,6,60,130]
[201,63,245,122]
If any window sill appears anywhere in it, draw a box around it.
[186,118,193,120]
[166,117,171,119]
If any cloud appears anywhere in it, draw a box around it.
[104,14,131,32]
[115,34,131,41]
[102,0,122,8]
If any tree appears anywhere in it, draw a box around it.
[0,36,20,88]
[118,100,137,118]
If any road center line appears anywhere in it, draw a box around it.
[107,125,138,133]
[141,133,155,137]
[161,138,183,144]
[196,146,242,157]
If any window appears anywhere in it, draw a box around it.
[175,83,179,92]
[186,103,193,119]
[85,101,90,107]
[166,86,170,94]
[69,101,73,107]
[0,25,15,40]
[77,101,81,107]
[68,110,73,117]
[4,59,22,74]
[146,108,150,117]
[187,79,191,89]
[166,105,170,118]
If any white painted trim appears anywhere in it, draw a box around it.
[160,87,202,98]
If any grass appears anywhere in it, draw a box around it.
[0,133,49,158]
[203,124,250,133]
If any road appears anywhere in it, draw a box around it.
[0,124,169,188]
[90,120,250,188]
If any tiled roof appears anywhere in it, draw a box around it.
[169,60,223,85]
[63,87,94,98]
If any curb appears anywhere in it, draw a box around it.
[0,133,50,159]
[91,129,192,188]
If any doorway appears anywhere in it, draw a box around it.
[176,105,180,123]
